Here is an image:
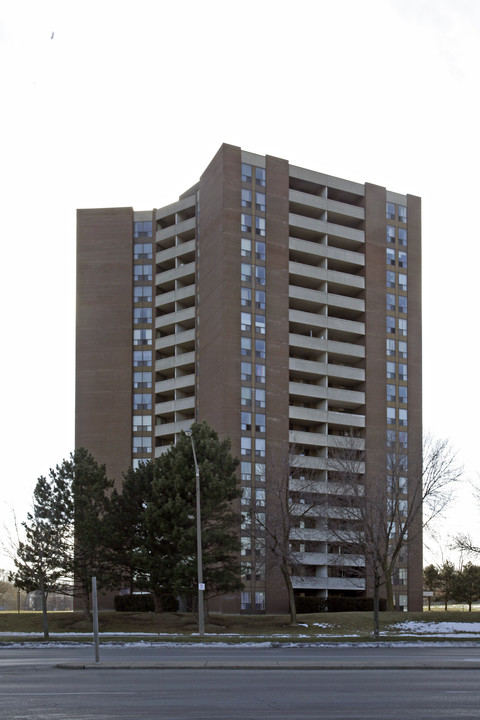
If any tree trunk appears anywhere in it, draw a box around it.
[81,578,92,621]
[385,573,395,611]
[373,583,380,640]
[281,566,297,625]
[40,581,49,640]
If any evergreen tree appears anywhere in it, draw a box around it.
[144,422,242,611]
[102,462,154,594]
[453,563,480,611]
[10,472,73,638]
[54,448,113,617]
[437,560,457,610]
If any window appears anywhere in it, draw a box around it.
[240,591,251,611]
[133,371,152,388]
[134,286,152,303]
[132,436,151,454]
[255,488,266,506]
[398,408,408,426]
[386,293,396,311]
[241,163,252,183]
[255,266,266,285]
[398,205,407,223]
[133,307,152,324]
[241,537,251,555]
[398,364,407,381]
[241,238,252,257]
[241,561,252,579]
[255,167,266,187]
[398,432,408,449]
[241,263,252,283]
[133,350,152,367]
[241,213,252,233]
[255,240,266,260]
[133,415,152,431]
[255,438,266,457]
[241,362,252,381]
[241,411,252,431]
[386,361,396,379]
[133,328,152,345]
[241,462,251,481]
[386,338,395,356]
[386,248,396,265]
[387,429,396,447]
[133,393,152,410]
[398,228,407,246]
[134,242,153,259]
[255,591,265,611]
[386,202,395,220]
[387,270,396,288]
[241,486,252,506]
[241,312,252,332]
[387,226,396,243]
[241,387,252,406]
[255,413,266,433]
[255,463,265,482]
[398,295,407,313]
[387,316,396,334]
[255,315,266,334]
[399,476,408,492]
[255,388,266,407]
[256,192,266,211]
[387,384,396,402]
[387,407,396,424]
[241,437,252,456]
[398,340,407,358]
[255,217,266,237]
[398,318,407,336]
[255,364,266,383]
[398,385,408,403]
[241,337,252,356]
[255,339,266,358]
[398,251,407,268]
[134,264,152,281]
[255,290,265,309]
[241,188,252,208]
[241,287,252,306]
[134,221,153,238]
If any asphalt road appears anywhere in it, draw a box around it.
[2,643,480,669]
[1,662,480,719]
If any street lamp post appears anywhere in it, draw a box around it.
[185,429,205,636]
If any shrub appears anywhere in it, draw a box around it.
[326,596,387,612]
[114,593,154,612]
[296,596,327,614]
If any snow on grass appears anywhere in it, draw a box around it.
[385,621,480,636]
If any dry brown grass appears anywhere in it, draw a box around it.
[1,609,480,641]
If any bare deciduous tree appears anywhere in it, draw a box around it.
[242,447,321,625]
[329,433,461,638]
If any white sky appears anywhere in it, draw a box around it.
[1,0,479,568]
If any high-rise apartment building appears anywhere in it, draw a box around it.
[76,143,422,613]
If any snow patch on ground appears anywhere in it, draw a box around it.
[386,621,480,636]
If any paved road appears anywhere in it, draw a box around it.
[2,643,480,669]
[1,663,480,719]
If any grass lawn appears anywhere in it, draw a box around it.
[1,609,480,643]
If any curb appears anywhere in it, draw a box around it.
[56,660,480,671]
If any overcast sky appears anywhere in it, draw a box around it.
[1,0,479,567]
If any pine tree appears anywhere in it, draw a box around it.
[54,448,113,617]
[10,473,73,638]
[144,422,242,612]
